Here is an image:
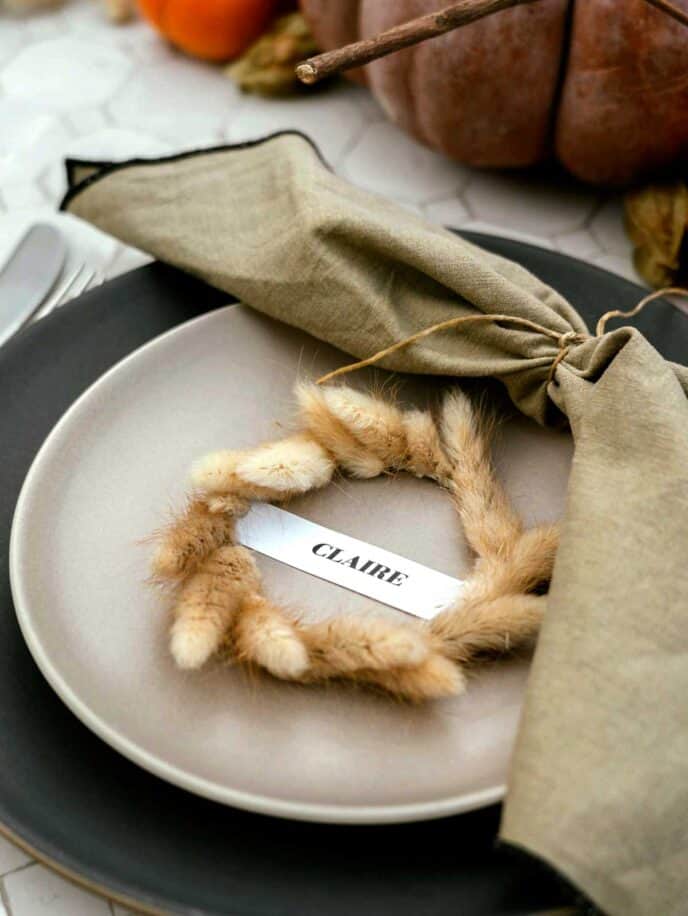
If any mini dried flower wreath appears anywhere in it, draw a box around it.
[151,383,558,702]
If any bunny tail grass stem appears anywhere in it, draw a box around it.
[440,390,523,558]
[151,498,243,581]
[431,593,546,665]
[234,594,309,679]
[170,546,260,670]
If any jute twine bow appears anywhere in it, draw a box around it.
[317,287,688,386]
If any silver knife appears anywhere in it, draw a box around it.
[0,224,66,348]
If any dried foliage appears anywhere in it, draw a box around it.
[625,181,688,288]
[227,12,320,95]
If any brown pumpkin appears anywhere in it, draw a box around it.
[300,0,688,186]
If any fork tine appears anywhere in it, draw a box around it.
[87,269,104,292]
[68,268,96,302]
[24,264,104,329]
[32,265,86,321]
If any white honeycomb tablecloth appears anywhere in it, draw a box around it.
[0,2,638,914]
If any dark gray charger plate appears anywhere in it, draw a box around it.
[1,233,684,916]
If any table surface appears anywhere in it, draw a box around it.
[0,3,638,914]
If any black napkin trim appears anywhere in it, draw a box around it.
[60,130,331,213]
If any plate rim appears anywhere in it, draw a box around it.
[9,304,507,826]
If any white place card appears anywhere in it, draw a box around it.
[236,504,464,620]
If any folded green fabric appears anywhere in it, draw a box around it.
[62,133,688,916]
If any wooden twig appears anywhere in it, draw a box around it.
[295,0,540,85]
[296,0,688,85]
[643,0,688,28]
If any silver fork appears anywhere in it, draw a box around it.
[30,264,103,324]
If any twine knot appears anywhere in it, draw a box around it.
[548,330,588,385]
[557,330,584,349]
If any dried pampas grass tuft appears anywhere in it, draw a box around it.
[302,615,430,674]
[295,382,386,478]
[441,389,523,557]
[431,593,545,665]
[317,385,407,468]
[169,545,260,670]
[402,408,452,483]
[151,498,243,582]
[234,594,309,680]
[191,433,334,500]
[361,653,466,703]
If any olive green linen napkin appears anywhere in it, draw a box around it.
[61,132,688,916]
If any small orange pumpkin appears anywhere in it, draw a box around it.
[138,0,281,62]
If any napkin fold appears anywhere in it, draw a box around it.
[62,133,688,916]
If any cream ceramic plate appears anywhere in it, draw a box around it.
[10,306,572,824]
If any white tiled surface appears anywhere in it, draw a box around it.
[0,838,31,876]
[0,0,640,290]
[0,844,142,916]
[0,2,639,913]
[3,865,110,916]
